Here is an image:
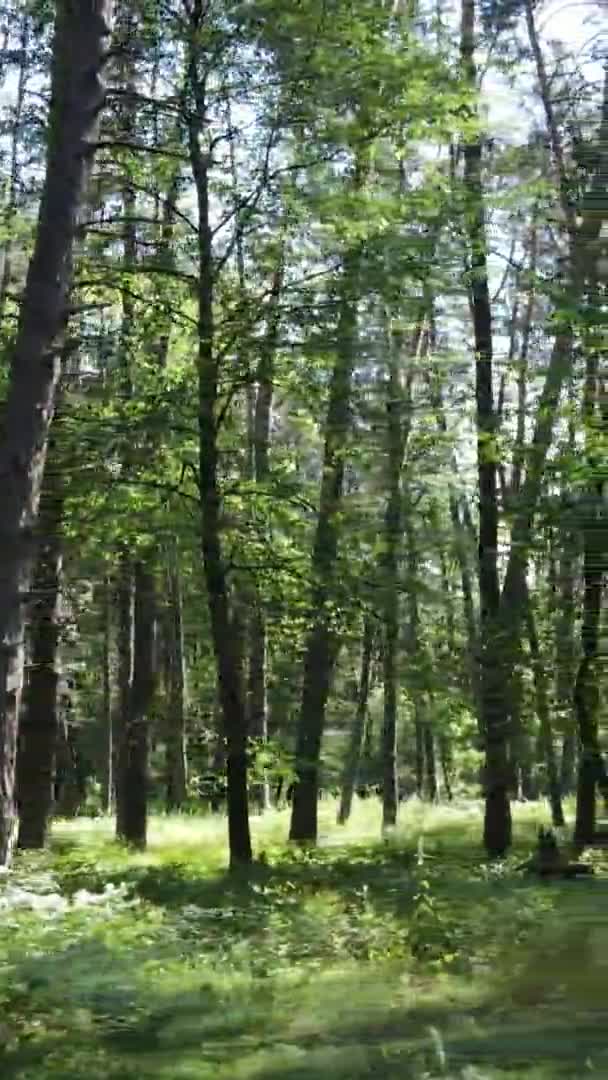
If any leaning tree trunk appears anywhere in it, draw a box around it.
[337,616,374,825]
[16,440,64,849]
[0,0,110,865]
[187,26,252,865]
[116,563,157,849]
[289,251,360,844]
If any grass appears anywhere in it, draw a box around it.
[1,797,607,1079]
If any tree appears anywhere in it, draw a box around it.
[0,0,111,865]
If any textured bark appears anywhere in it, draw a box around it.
[164,551,188,811]
[289,252,359,844]
[525,585,564,827]
[115,556,134,833]
[188,15,252,864]
[574,352,607,848]
[16,446,64,849]
[556,447,578,793]
[424,721,438,802]
[247,250,283,813]
[439,734,453,801]
[381,324,405,831]
[0,0,111,864]
[461,0,510,858]
[116,563,157,849]
[338,617,374,825]
[100,576,113,814]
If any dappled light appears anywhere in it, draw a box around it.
[0,0,606,1075]
[2,802,608,1078]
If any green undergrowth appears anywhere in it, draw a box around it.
[1,799,607,1079]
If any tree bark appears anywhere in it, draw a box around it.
[187,13,252,865]
[556,445,578,794]
[100,575,113,814]
[525,583,564,827]
[337,616,374,825]
[574,345,606,848]
[164,550,188,811]
[247,248,283,813]
[381,321,406,831]
[289,248,360,844]
[116,563,157,849]
[461,0,510,856]
[0,0,111,865]
[424,720,438,802]
[115,556,134,835]
[16,442,64,849]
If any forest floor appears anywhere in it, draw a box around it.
[1,799,608,1079]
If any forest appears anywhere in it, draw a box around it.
[0,0,606,1076]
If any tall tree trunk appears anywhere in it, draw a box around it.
[247,248,283,813]
[115,556,134,838]
[424,719,438,802]
[439,734,453,801]
[381,321,406,831]
[524,583,564,827]
[574,346,606,848]
[100,575,113,814]
[164,550,188,811]
[289,248,360,844]
[556,439,578,793]
[187,17,252,865]
[0,0,110,865]
[16,441,64,849]
[337,616,374,825]
[461,0,510,857]
[116,563,157,849]
[0,10,29,321]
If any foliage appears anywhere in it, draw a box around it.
[1,803,608,1078]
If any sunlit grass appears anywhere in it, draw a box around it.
[1,797,605,1079]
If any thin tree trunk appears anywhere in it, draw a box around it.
[0,11,29,321]
[100,575,113,814]
[16,442,64,849]
[381,321,405,831]
[424,721,438,802]
[0,0,110,865]
[556,438,578,793]
[461,0,510,857]
[525,583,564,827]
[289,250,360,845]
[115,556,134,839]
[338,616,374,825]
[574,348,606,848]
[116,563,157,849]
[247,248,283,813]
[165,550,188,811]
[439,734,453,801]
[187,14,252,865]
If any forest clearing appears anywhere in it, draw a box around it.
[2,800,608,1079]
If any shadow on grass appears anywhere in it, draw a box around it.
[3,932,607,1080]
